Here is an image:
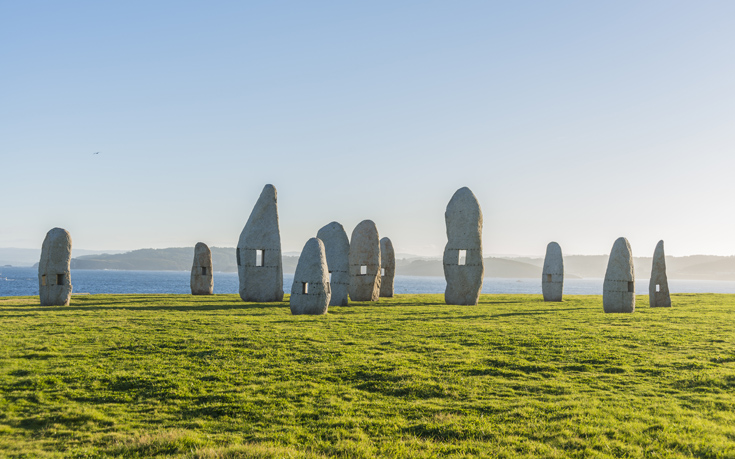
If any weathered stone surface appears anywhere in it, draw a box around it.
[348,220,381,302]
[316,222,350,306]
[603,237,635,313]
[38,227,72,306]
[649,240,671,308]
[542,242,564,302]
[379,237,395,298]
[290,238,331,315]
[190,242,213,295]
[236,184,284,302]
[443,187,484,305]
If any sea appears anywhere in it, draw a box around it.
[2,266,735,297]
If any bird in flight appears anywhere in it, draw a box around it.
[93,152,100,155]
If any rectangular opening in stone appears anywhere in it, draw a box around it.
[656,284,660,292]
[328,271,332,283]
[41,275,47,286]
[56,273,64,286]
[546,274,552,283]
[256,250,264,267]
[628,281,634,293]
[302,282,308,294]
[201,267,207,276]
[360,265,367,275]
[458,250,467,266]
[381,268,385,276]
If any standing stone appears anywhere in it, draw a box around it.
[190,242,213,295]
[443,187,484,305]
[316,222,350,306]
[236,184,284,302]
[542,242,564,302]
[649,240,671,308]
[38,227,72,306]
[603,237,635,313]
[379,237,395,297]
[290,238,331,315]
[348,220,381,301]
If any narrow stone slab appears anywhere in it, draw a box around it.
[236,184,284,302]
[349,220,381,302]
[443,187,484,305]
[379,237,395,298]
[542,242,564,302]
[290,238,331,315]
[316,222,350,306]
[38,227,72,306]
[603,237,635,313]
[191,242,213,295]
[649,240,671,308]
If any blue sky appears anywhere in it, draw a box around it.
[1,1,734,257]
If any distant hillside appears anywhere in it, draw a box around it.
[70,247,298,273]
[66,247,735,280]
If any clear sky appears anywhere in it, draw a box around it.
[1,1,734,257]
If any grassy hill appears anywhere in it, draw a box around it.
[1,293,734,457]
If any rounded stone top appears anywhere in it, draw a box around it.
[45,227,72,245]
[445,187,483,243]
[351,220,379,240]
[194,242,210,253]
[262,184,277,202]
[605,237,634,281]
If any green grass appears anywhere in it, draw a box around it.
[1,293,734,458]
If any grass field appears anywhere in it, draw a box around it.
[0,293,734,458]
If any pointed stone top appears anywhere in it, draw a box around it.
[655,240,664,252]
[239,184,281,248]
[606,237,634,281]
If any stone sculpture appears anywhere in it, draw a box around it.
[190,242,213,295]
[38,227,72,306]
[379,237,395,297]
[542,242,564,302]
[236,184,284,302]
[603,237,635,313]
[443,187,484,305]
[290,238,331,315]
[348,220,381,301]
[316,222,350,306]
[649,240,671,308]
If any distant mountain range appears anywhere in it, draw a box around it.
[5,247,735,280]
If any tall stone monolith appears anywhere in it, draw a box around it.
[443,187,484,305]
[190,242,213,295]
[649,240,671,308]
[379,237,395,298]
[542,242,564,302]
[603,237,635,313]
[316,222,350,306]
[348,220,381,302]
[290,238,331,315]
[236,184,284,302]
[38,227,72,306]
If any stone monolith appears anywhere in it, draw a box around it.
[236,184,284,302]
[348,220,381,301]
[443,187,484,305]
[649,240,671,308]
[290,238,331,315]
[542,242,564,302]
[603,237,635,313]
[379,237,395,298]
[316,222,350,306]
[38,227,72,306]
[190,242,213,295]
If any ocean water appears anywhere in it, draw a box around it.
[3,266,735,297]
